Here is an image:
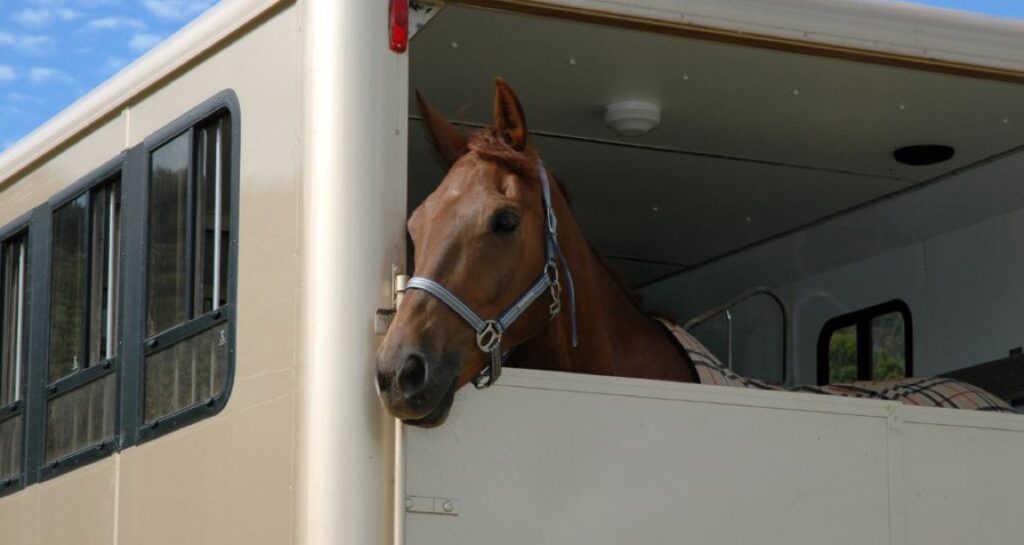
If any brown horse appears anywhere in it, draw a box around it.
[375,79,695,427]
[375,79,1016,427]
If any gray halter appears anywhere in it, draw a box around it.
[405,163,578,388]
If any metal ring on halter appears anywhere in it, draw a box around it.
[476,320,502,353]
[544,261,562,317]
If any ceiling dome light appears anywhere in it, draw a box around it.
[604,100,661,137]
[893,144,955,166]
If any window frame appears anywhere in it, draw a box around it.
[37,155,126,481]
[0,215,31,497]
[816,299,913,385]
[0,90,240,495]
[133,91,240,444]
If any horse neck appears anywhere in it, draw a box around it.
[510,185,695,383]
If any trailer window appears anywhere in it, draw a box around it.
[45,179,120,464]
[0,232,28,487]
[818,300,912,385]
[143,113,232,426]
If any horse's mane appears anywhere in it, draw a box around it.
[467,128,654,317]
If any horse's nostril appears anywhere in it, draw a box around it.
[398,354,428,393]
[376,369,391,393]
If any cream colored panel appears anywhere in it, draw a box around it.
[0,114,124,227]
[0,489,32,544]
[903,413,1024,545]
[29,460,117,545]
[113,4,302,544]
[406,369,892,545]
[123,4,302,404]
[0,458,117,545]
[126,5,300,147]
[117,393,294,545]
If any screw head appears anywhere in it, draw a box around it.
[442,500,454,513]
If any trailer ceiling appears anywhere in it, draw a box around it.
[408,6,1024,286]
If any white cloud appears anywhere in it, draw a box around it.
[56,9,81,21]
[104,56,126,72]
[6,92,32,102]
[129,32,163,52]
[18,35,52,53]
[143,0,215,20]
[86,17,145,31]
[13,9,52,26]
[29,66,74,84]
[0,66,14,82]
[0,32,52,54]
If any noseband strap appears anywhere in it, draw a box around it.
[405,163,578,389]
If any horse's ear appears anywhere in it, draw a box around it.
[416,90,468,167]
[492,78,529,151]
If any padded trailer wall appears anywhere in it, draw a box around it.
[641,146,1024,388]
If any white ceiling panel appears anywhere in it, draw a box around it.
[407,5,1024,285]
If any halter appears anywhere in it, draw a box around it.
[405,163,578,388]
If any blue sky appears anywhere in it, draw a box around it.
[0,0,216,151]
[0,0,1022,152]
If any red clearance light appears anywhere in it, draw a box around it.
[389,0,409,53]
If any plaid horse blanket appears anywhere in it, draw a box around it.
[660,320,1016,413]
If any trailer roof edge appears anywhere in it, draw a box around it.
[0,0,292,184]
[455,0,1024,78]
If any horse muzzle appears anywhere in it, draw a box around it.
[375,345,458,427]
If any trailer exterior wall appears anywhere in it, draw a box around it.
[295,0,407,543]
[0,3,304,544]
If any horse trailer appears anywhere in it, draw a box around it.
[1,0,1023,544]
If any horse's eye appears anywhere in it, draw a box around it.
[492,212,519,235]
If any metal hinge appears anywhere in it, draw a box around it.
[405,495,459,516]
[375,265,409,335]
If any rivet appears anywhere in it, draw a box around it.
[898,103,906,111]
[745,216,752,223]
[405,497,413,510]
[682,73,689,81]
[442,500,454,513]
[568,57,576,66]
[146,339,158,349]
[791,89,800,96]
[1003,118,1011,124]
[450,41,459,49]
[48,385,57,394]
[651,206,660,212]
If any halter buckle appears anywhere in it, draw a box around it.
[476,320,503,353]
[545,262,563,318]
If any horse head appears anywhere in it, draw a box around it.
[376,79,568,427]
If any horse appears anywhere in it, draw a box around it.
[375,78,1014,427]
